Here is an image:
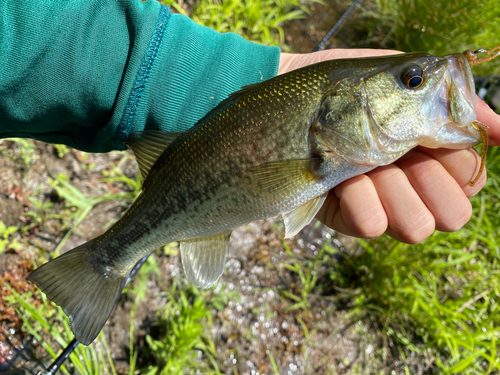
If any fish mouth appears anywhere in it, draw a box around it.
[446,53,476,116]
[419,54,480,149]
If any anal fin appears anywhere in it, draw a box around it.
[282,192,328,238]
[180,233,231,289]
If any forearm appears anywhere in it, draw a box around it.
[0,0,280,152]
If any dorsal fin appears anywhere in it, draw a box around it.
[226,82,261,100]
[124,130,183,183]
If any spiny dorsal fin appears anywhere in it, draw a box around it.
[245,159,320,197]
[282,192,328,238]
[226,82,261,100]
[124,130,183,182]
[180,232,231,289]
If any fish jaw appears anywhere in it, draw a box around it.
[419,54,480,149]
[446,53,476,125]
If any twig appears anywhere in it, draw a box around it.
[457,289,491,313]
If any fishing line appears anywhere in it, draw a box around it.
[313,0,362,52]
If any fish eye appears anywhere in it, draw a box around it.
[401,66,424,89]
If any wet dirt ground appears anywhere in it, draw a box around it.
[0,143,431,374]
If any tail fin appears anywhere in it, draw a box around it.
[28,240,127,345]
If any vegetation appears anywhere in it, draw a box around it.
[7,287,117,375]
[358,0,500,75]
[333,146,500,373]
[160,0,317,47]
[1,0,500,374]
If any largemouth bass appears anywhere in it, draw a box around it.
[28,49,496,345]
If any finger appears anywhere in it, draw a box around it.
[367,165,435,244]
[475,97,500,145]
[395,150,473,232]
[316,174,387,238]
[418,147,486,197]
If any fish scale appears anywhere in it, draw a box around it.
[29,51,489,345]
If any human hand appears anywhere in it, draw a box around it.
[279,50,500,244]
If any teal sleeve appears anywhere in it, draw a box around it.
[0,1,281,153]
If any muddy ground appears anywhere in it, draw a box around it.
[0,144,428,374]
[0,2,444,374]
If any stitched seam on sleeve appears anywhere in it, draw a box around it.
[115,5,170,143]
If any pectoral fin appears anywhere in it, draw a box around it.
[282,192,328,238]
[180,233,231,289]
[245,159,320,197]
[124,130,183,183]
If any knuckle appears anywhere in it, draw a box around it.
[346,205,388,238]
[409,158,442,182]
[354,215,387,239]
[392,212,436,244]
[437,202,472,232]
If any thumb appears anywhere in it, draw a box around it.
[278,49,401,75]
[475,97,500,145]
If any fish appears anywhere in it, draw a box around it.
[28,48,497,346]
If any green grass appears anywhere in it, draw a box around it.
[0,221,22,253]
[161,0,319,47]
[125,248,235,375]
[6,287,117,375]
[279,236,337,311]
[1,138,39,167]
[141,280,226,375]
[358,0,500,75]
